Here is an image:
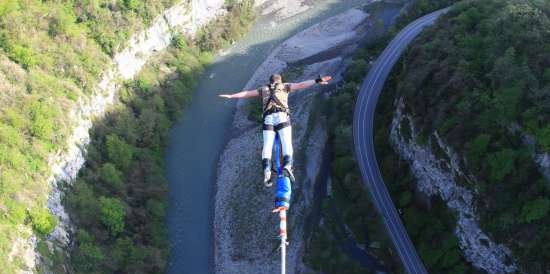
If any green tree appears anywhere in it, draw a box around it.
[74,242,104,272]
[520,198,550,224]
[111,237,133,271]
[73,229,104,271]
[466,134,490,165]
[345,58,369,83]
[68,180,101,225]
[99,163,124,190]
[543,68,550,84]
[536,126,550,152]
[99,196,126,236]
[106,134,134,171]
[487,149,516,182]
[146,199,166,220]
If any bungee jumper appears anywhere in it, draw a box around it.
[219,73,332,186]
[220,73,331,274]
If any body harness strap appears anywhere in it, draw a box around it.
[263,121,291,131]
[263,84,289,116]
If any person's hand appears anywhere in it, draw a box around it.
[316,75,332,85]
[319,75,332,84]
[219,94,232,99]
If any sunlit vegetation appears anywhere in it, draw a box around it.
[0,0,254,273]
[0,1,179,272]
[305,0,486,273]
[65,2,255,273]
[378,0,550,272]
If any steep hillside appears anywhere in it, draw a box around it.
[303,1,479,274]
[59,3,254,274]
[0,0,254,273]
[375,0,550,273]
[0,1,178,272]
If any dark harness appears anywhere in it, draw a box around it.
[263,84,291,131]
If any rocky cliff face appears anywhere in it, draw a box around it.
[535,152,550,181]
[18,1,227,273]
[390,98,518,274]
[213,8,369,274]
[516,128,550,183]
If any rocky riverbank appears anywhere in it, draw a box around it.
[254,0,312,20]
[213,8,371,274]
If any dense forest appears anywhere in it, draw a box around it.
[303,0,478,273]
[0,0,254,273]
[2,0,548,273]
[0,1,178,272]
[376,0,550,273]
[64,2,255,274]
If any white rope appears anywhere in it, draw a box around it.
[279,209,287,274]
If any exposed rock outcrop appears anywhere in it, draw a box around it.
[390,98,518,274]
[535,152,550,181]
[254,0,311,20]
[508,123,550,184]
[214,8,369,274]
[514,126,550,182]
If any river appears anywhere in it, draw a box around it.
[165,1,386,273]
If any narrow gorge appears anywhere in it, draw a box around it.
[9,0,227,272]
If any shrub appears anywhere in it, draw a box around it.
[146,199,166,220]
[536,126,550,152]
[465,134,490,165]
[99,163,124,190]
[3,107,27,130]
[28,207,58,237]
[99,196,126,236]
[0,123,24,148]
[106,134,134,171]
[487,149,516,183]
[30,112,54,140]
[0,0,17,17]
[171,34,187,49]
[7,44,36,69]
[48,8,78,38]
[543,68,550,84]
[74,242,104,272]
[122,0,140,11]
[520,198,550,224]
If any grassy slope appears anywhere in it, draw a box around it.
[0,1,176,272]
[377,0,550,273]
[0,0,254,273]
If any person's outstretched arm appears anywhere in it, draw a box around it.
[288,75,332,92]
[219,89,260,99]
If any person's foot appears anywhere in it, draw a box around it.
[262,158,272,187]
[282,167,295,183]
[264,170,273,187]
[282,155,295,183]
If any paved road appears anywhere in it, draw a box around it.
[352,8,450,274]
